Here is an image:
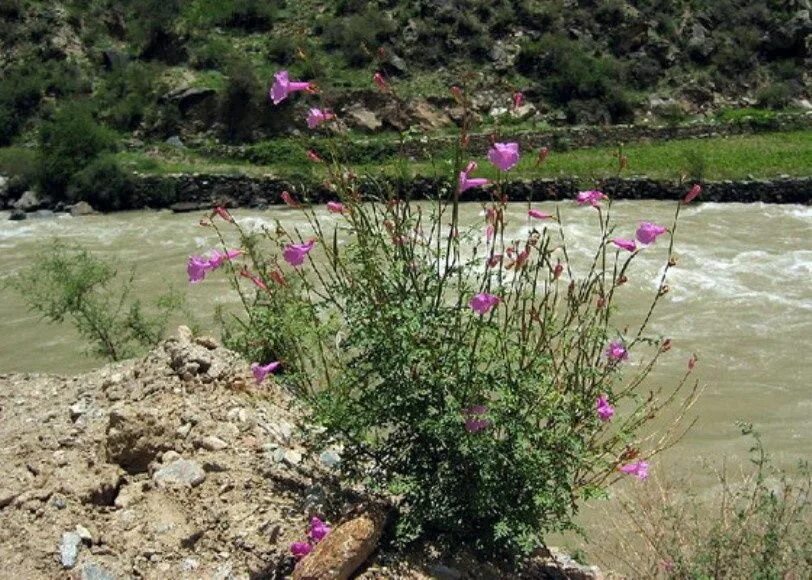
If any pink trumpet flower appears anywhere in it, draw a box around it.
[283,239,316,267]
[536,146,550,166]
[605,340,629,362]
[307,108,335,129]
[290,541,312,560]
[240,269,268,291]
[212,206,234,223]
[309,517,331,543]
[611,238,637,252]
[373,71,389,91]
[186,256,211,284]
[596,395,615,422]
[306,149,323,163]
[488,142,520,172]
[326,201,346,214]
[459,160,489,193]
[281,191,300,208]
[512,91,524,109]
[207,249,242,269]
[270,70,313,105]
[528,209,553,220]
[576,190,608,207]
[463,405,490,433]
[251,361,281,385]
[469,293,501,315]
[635,222,668,245]
[683,184,702,204]
[619,460,650,480]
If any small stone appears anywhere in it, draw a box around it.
[81,563,116,580]
[427,565,463,579]
[283,449,302,466]
[198,436,228,451]
[153,459,206,488]
[76,524,93,544]
[176,423,192,438]
[319,450,341,468]
[70,400,89,422]
[162,450,181,463]
[181,558,199,572]
[60,531,82,568]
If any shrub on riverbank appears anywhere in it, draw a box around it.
[7,243,185,362]
[189,74,702,561]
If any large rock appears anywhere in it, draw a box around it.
[8,209,27,221]
[292,507,387,580]
[70,201,97,216]
[153,459,206,488]
[408,100,449,130]
[344,104,382,133]
[0,175,8,198]
[12,190,39,211]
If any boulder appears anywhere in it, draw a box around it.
[13,190,40,211]
[153,459,206,488]
[408,100,450,130]
[344,104,383,133]
[292,507,387,580]
[70,201,97,216]
[0,175,8,198]
[8,209,26,221]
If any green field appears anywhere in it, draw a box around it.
[112,130,812,183]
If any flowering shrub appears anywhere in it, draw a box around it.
[191,74,701,559]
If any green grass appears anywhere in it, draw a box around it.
[396,130,812,182]
[113,129,812,183]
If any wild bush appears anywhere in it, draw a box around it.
[7,242,185,362]
[68,154,137,211]
[190,75,701,560]
[37,103,116,198]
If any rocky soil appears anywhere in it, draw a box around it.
[0,328,607,579]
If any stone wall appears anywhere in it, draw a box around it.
[132,174,812,212]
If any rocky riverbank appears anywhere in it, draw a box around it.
[4,173,811,221]
[0,328,610,579]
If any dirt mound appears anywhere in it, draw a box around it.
[0,328,608,579]
[0,327,337,579]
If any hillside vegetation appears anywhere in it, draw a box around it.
[0,1,810,206]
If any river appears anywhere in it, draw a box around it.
[1,201,810,565]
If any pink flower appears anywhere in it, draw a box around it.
[306,150,323,163]
[576,190,607,207]
[307,108,335,129]
[186,256,211,284]
[512,91,524,109]
[283,240,316,267]
[309,517,331,543]
[596,395,615,422]
[469,293,500,315]
[611,238,637,252]
[270,70,312,105]
[605,340,629,362]
[683,184,702,204]
[373,71,388,91]
[212,206,234,223]
[207,249,242,269]
[326,201,346,214]
[290,541,312,560]
[463,405,490,433]
[281,191,300,208]
[528,209,552,220]
[486,254,502,268]
[485,224,495,242]
[635,222,668,245]
[619,460,649,480]
[459,160,489,193]
[450,85,463,102]
[187,249,241,283]
[240,269,267,291]
[488,142,520,172]
[251,361,281,385]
